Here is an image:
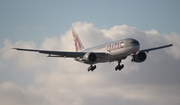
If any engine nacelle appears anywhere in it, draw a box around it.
[132,52,147,63]
[83,52,97,64]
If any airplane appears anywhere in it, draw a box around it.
[13,28,173,71]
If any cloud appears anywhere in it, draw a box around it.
[164,32,180,59]
[0,82,47,105]
[0,22,180,105]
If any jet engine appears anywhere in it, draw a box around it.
[83,52,97,64]
[132,52,147,63]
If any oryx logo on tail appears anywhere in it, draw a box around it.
[71,28,84,52]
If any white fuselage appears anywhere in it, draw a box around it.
[78,38,140,63]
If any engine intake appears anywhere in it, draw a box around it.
[83,52,97,64]
[132,52,147,63]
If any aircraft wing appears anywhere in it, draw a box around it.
[140,44,173,53]
[12,48,108,58]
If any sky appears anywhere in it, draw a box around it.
[0,0,180,105]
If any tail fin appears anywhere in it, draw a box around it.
[71,28,85,52]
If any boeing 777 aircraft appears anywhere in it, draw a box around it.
[13,28,173,71]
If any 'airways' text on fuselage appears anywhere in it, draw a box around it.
[107,42,124,53]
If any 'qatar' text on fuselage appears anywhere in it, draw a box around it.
[107,42,124,53]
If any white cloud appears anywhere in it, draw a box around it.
[0,82,48,105]
[164,32,180,59]
[0,22,180,105]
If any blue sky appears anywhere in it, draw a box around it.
[0,1,180,105]
[0,0,180,46]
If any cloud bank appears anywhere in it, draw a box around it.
[0,22,180,105]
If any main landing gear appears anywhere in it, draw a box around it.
[87,60,124,71]
[115,60,124,71]
[88,64,96,72]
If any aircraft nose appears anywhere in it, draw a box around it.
[131,39,140,46]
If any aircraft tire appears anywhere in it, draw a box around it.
[115,66,118,71]
[115,64,124,71]
[88,65,96,72]
[121,64,124,68]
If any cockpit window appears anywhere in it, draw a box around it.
[131,40,139,45]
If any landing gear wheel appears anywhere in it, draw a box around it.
[120,64,124,70]
[115,65,120,71]
[115,64,124,71]
[88,65,96,72]
[115,66,118,71]
[121,64,124,68]
[115,60,124,71]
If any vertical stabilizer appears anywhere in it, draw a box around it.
[71,28,85,52]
